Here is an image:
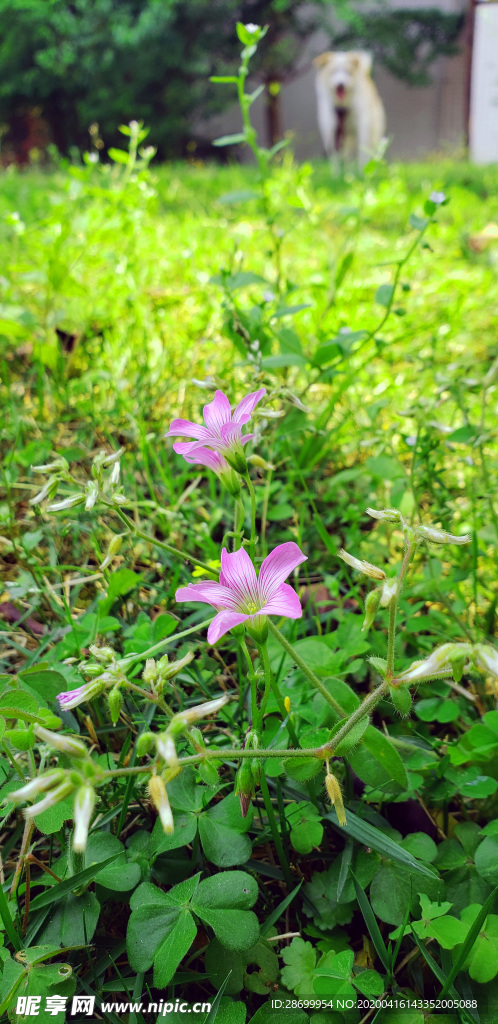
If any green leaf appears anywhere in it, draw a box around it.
[283,757,322,782]
[354,968,385,996]
[375,283,395,307]
[440,885,498,995]
[361,725,408,788]
[280,937,317,996]
[461,775,498,799]
[400,832,438,863]
[206,938,278,996]
[17,666,68,705]
[475,836,498,886]
[108,147,129,164]
[198,814,252,868]
[193,871,259,952]
[151,811,198,855]
[0,690,40,723]
[213,133,246,147]
[99,569,143,615]
[286,802,323,855]
[351,869,391,971]
[38,891,100,946]
[33,796,74,835]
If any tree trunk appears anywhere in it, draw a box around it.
[265,83,283,148]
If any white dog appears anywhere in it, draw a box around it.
[314,51,386,169]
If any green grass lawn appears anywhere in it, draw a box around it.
[1,153,498,1019]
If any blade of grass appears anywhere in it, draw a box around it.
[0,881,21,951]
[351,868,391,973]
[260,881,303,937]
[28,853,120,912]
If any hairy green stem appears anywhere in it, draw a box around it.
[322,681,389,753]
[109,504,217,576]
[386,597,397,682]
[268,622,344,716]
[118,617,214,669]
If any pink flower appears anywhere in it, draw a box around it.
[175,542,307,644]
[172,444,241,497]
[57,679,105,711]
[165,388,266,474]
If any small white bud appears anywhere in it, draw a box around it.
[395,643,471,684]
[73,786,96,852]
[366,507,402,523]
[379,578,398,607]
[156,733,179,768]
[23,781,75,818]
[148,776,174,835]
[338,549,386,581]
[416,525,471,546]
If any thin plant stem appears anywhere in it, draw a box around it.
[259,642,300,748]
[259,773,293,889]
[233,499,245,551]
[322,681,389,754]
[118,617,214,669]
[268,622,345,716]
[108,504,217,576]
[386,597,397,682]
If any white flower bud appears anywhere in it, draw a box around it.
[73,786,96,852]
[24,781,75,818]
[474,645,498,678]
[180,694,231,724]
[35,726,87,758]
[379,578,398,607]
[9,770,65,804]
[395,643,470,684]
[156,733,178,768]
[366,508,402,523]
[48,493,86,512]
[416,525,471,545]
[338,549,386,581]
[148,776,174,835]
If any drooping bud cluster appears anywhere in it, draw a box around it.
[338,549,386,581]
[31,447,128,515]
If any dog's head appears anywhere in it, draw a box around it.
[313,51,373,104]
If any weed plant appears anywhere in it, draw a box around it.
[1,23,498,1024]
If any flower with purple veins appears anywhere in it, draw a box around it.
[175,542,307,644]
[173,443,241,497]
[165,387,266,474]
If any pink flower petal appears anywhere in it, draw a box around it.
[165,418,211,441]
[219,547,258,604]
[175,582,239,610]
[259,542,307,601]
[203,391,232,434]
[220,421,244,447]
[259,582,303,619]
[232,388,266,424]
[182,435,225,455]
[174,443,226,473]
[241,433,254,446]
[208,610,249,644]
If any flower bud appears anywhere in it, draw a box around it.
[366,508,402,523]
[156,732,178,768]
[35,726,87,759]
[48,493,86,512]
[109,461,120,487]
[389,684,412,717]
[235,762,254,818]
[30,476,60,507]
[136,731,156,756]
[394,643,471,685]
[57,678,107,712]
[324,767,347,827]
[142,659,158,686]
[362,588,381,632]
[9,770,66,804]
[379,578,398,607]
[148,775,174,834]
[250,758,263,787]
[32,457,69,474]
[73,785,96,852]
[24,781,76,818]
[170,694,231,729]
[89,645,115,664]
[416,525,471,546]
[108,687,123,726]
[474,644,498,678]
[85,481,99,511]
[247,455,275,471]
[338,549,386,581]
[157,650,195,684]
[100,533,123,570]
